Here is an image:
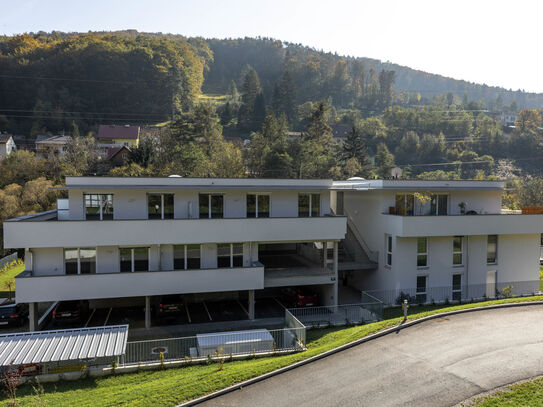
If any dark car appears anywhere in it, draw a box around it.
[53,301,88,325]
[282,288,318,308]
[0,302,29,327]
[156,295,184,318]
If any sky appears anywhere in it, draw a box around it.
[2,0,542,93]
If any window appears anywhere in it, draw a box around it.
[298,194,320,217]
[452,274,462,301]
[386,235,392,266]
[247,194,270,218]
[430,194,448,215]
[416,275,427,303]
[173,244,201,270]
[119,247,149,272]
[199,194,223,219]
[487,235,498,264]
[453,236,463,266]
[217,243,244,268]
[148,194,174,219]
[417,237,428,268]
[64,248,96,275]
[395,194,414,216]
[85,194,113,220]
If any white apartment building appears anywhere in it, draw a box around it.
[3,177,347,330]
[333,179,543,305]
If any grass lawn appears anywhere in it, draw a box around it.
[473,376,543,406]
[3,295,543,407]
[0,263,24,293]
[540,264,543,291]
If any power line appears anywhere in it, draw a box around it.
[0,108,167,117]
[0,74,140,85]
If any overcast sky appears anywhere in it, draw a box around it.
[2,0,542,93]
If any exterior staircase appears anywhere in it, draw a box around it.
[338,210,378,271]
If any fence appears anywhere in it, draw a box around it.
[0,253,17,270]
[362,279,542,306]
[287,301,384,328]
[285,308,306,345]
[123,327,306,364]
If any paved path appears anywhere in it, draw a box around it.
[201,305,543,407]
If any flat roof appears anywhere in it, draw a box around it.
[0,325,128,366]
[63,177,334,190]
[332,179,504,191]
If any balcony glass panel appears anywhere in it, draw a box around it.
[134,247,149,271]
[79,248,96,274]
[164,194,174,219]
[120,248,132,272]
[148,194,162,219]
[64,248,78,275]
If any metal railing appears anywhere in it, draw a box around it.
[123,327,306,364]
[287,302,384,328]
[0,253,18,270]
[362,279,542,306]
[285,309,306,345]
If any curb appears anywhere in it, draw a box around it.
[179,300,543,406]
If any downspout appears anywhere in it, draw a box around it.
[465,236,469,300]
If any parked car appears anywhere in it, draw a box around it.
[53,301,88,325]
[282,288,318,307]
[0,302,29,327]
[156,295,184,318]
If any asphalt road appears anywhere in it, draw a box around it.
[200,305,543,407]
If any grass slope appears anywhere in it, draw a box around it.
[0,263,24,292]
[3,296,543,406]
[473,376,543,406]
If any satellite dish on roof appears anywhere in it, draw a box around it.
[168,175,182,178]
[347,177,366,181]
[391,167,403,179]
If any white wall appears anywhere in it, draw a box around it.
[32,248,63,276]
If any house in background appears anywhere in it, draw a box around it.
[0,133,16,159]
[96,125,140,148]
[331,124,351,144]
[106,145,131,167]
[35,135,71,159]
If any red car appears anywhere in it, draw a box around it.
[283,288,318,308]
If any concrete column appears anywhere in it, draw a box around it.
[29,302,38,332]
[333,242,339,307]
[248,290,255,320]
[322,241,327,270]
[145,296,151,329]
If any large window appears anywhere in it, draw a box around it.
[148,194,174,219]
[417,237,428,268]
[217,243,244,268]
[395,194,414,216]
[120,247,149,272]
[430,194,448,215]
[173,244,201,270]
[199,194,223,219]
[247,194,270,218]
[487,235,498,264]
[386,235,392,266]
[298,194,320,217]
[453,236,463,266]
[64,248,96,275]
[416,275,427,303]
[452,274,462,301]
[84,194,113,220]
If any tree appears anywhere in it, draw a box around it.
[515,109,542,136]
[375,143,395,178]
[342,125,372,177]
[271,70,297,123]
[60,135,98,177]
[0,150,44,188]
[518,178,543,206]
[237,66,263,131]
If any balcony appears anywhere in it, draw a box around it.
[382,213,543,237]
[4,215,346,249]
[15,264,265,303]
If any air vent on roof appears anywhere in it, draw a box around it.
[168,175,182,178]
[347,177,366,181]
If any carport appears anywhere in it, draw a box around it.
[0,325,128,374]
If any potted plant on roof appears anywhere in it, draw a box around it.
[458,202,466,215]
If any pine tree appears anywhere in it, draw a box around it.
[237,66,262,131]
[343,125,372,176]
[375,143,395,178]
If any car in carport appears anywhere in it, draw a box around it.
[53,301,88,325]
[156,295,185,318]
[0,302,29,327]
[282,288,318,308]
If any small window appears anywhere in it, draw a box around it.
[119,247,149,272]
[247,194,270,218]
[386,235,392,266]
[148,194,174,220]
[298,194,320,217]
[64,248,96,275]
[453,236,463,265]
[452,274,462,301]
[217,243,244,268]
[85,194,113,220]
[430,194,448,216]
[417,237,428,268]
[416,275,427,303]
[487,235,498,264]
[173,244,201,270]
[199,194,223,219]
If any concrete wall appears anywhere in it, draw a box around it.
[32,248,63,276]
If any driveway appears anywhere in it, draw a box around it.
[200,305,543,407]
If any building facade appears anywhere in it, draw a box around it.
[4,177,346,330]
[333,179,542,305]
